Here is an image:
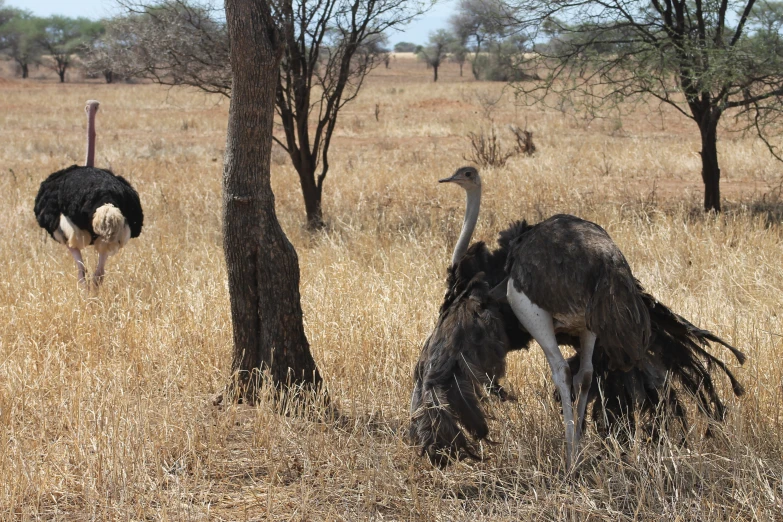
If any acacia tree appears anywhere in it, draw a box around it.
[418,29,453,81]
[450,0,508,79]
[101,0,426,228]
[393,41,417,52]
[38,16,104,82]
[221,0,323,402]
[506,0,783,211]
[0,9,41,78]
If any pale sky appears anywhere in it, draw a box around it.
[6,0,455,45]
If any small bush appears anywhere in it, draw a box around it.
[464,125,536,167]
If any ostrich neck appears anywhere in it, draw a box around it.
[451,185,481,267]
[85,110,96,167]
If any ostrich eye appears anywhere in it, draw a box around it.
[465,171,472,177]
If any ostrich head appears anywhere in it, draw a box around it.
[85,100,100,168]
[440,166,482,267]
[439,165,481,190]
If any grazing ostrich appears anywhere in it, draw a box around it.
[34,100,143,287]
[410,166,745,468]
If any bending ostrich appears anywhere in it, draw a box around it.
[34,100,143,287]
[410,166,745,468]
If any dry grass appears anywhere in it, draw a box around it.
[1,55,782,520]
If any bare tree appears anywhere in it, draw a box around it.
[418,29,453,81]
[505,0,783,212]
[220,0,323,403]
[95,4,232,94]
[275,0,423,228]
[102,0,426,228]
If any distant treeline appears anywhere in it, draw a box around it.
[0,1,108,81]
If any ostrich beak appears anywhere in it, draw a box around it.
[438,174,457,183]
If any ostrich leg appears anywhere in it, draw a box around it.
[573,331,596,444]
[93,251,109,286]
[68,247,86,286]
[507,280,577,470]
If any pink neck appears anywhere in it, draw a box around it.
[85,109,97,167]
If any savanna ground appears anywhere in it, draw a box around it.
[1,54,783,520]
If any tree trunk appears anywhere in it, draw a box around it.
[104,70,114,84]
[296,164,325,229]
[433,64,439,82]
[472,41,482,80]
[459,62,463,77]
[222,0,324,403]
[21,63,28,79]
[58,67,66,83]
[699,116,721,212]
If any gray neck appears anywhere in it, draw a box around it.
[85,110,96,167]
[451,185,481,267]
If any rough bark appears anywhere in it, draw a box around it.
[691,103,723,212]
[433,64,439,82]
[222,0,323,402]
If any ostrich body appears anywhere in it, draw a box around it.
[410,166,745,468]
[34,100,143,287]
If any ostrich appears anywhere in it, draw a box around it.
[34,100,143,287]
[410,166,745,468]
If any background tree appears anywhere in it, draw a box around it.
[82,17,142,83]
[274,0,424,228]
[506,0,783,212]
[486,32,532,81]
[417,29,453,81]
[393,40,418,52]
[100,3,232,94]
[103,0,426,228]
[0,0,10,25]
[450,0,508,79]
[360,32,391,68]
[82,31,119,83]
[37,16,104,82]
[449,34,469,76]
[0,9,42,78]
[221,0,324,402]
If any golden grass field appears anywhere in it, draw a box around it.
[1,55,783,520]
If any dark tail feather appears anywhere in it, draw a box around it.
[409,274,509,466]
[409,358,488,466]
[579,287,745,437]
[641,289,746,398]
[587,265,651,371]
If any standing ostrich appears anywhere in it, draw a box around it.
[34,100,143,287]
[410,166,745,468]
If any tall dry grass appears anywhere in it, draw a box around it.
[1,57,782,520]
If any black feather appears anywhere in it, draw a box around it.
[573,287,745,440]
[409,271,514,465]
[34,165,144,240]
